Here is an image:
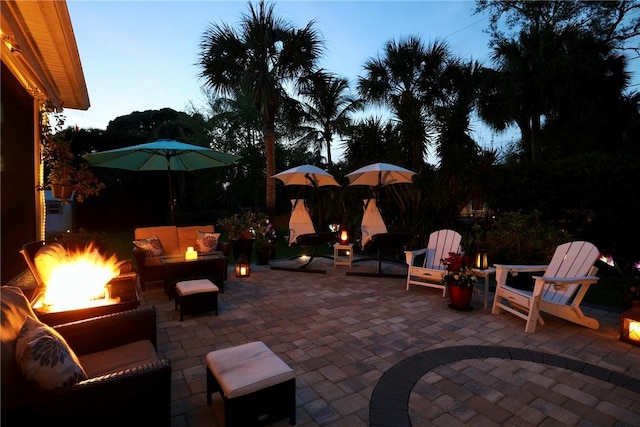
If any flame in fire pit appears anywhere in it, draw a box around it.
[33,243,124,311]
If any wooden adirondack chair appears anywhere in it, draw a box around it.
[405,229,462,296]
[491,240,600,333]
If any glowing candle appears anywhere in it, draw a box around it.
[185,246,198,260]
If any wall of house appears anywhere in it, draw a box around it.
[1,62,38,283]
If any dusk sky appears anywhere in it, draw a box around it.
[63,1,638,162]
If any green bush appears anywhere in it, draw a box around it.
[482,211,571,264]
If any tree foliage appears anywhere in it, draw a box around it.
[197,0,323,215]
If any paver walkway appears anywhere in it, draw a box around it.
[139,257,640,427]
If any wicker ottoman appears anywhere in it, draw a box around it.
[205,341,296,426]
[174,279,219,320]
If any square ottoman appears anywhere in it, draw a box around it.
[174,279,219,320]
[205,341,296,426]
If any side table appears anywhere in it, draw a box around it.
[471,267,496,309]
[333,243,354,269]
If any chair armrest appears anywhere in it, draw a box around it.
[216,241,231,257]
[54,306,157,355]
[494,264,549,276]
[3,359,171,426]
[532,275,600,285]
[404,248,427,265]
[132,246,147,267]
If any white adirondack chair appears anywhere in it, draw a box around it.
[491,240,600,333]
[404,229,462,296]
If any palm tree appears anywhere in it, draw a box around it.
[198,0,323,214]
[343,116,401,167]
[435,58,494,224]
[296,71,361,168]
[357,36,451,175]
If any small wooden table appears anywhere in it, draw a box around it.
[333,243,354,269]
[161,253,227,298]
[472,267,497,309]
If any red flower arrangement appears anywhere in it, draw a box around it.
[441,252,477,288]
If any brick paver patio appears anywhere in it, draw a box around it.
[140,257,640,427]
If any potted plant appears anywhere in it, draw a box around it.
[254,219,277,265]
[217,211,270,262]
[40,104,104,202]
[441,252,477,311]
[598,254,640,310]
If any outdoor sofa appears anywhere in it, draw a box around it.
[133,224,230,289]
[1,286,171,426]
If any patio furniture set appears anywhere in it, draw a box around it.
[5,218,604,426]
[6,226,294,426]
[9,158,604,425]
[277,182,602,335]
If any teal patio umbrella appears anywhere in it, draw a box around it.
[83,139,241,224]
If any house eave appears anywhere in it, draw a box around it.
[1,0,89,110]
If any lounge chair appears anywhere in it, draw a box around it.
[491,240,600,333]
[270,199,335,273]
[347,199,412,278]
[404,229,463,296]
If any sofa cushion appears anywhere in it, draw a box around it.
[78,340,158,378]
[195,231,221,254]
[1,286,37,404]
[15,316,87,390]
[177,225,214,254]
[135,226,179,255]
[133,235,166,257]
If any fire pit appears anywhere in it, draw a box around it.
[21,241,140,326]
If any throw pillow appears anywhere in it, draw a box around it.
[133,235,165,256]
[195,231,221,253]
[15,316,87,390]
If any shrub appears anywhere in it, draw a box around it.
[482,210,571,264]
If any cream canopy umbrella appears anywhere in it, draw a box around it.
[272,164,340,188]
[272,164,340,231]
[345,162,416,187]
[345,162,416,277]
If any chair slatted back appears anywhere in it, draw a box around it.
[422,229,462,270]
[540,241,600,305]
[289,199,316,245]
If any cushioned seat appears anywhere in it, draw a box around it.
[0,286,171,426]
[174,279,219,320]
[206,341,296,426]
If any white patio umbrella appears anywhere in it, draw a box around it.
[345,162,416,187]
[272,164,340,231]
[345,162,416,277]
[272,164,340,188]
[83,139,241,224]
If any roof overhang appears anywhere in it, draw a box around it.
[1,0,89,110]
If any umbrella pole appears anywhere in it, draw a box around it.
[167,156,175,225]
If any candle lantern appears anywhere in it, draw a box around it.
[620,304,640,346]
[474,249,488,270]
[235,253,250,278]
[338,226,350,245]
[185,246,198,260]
